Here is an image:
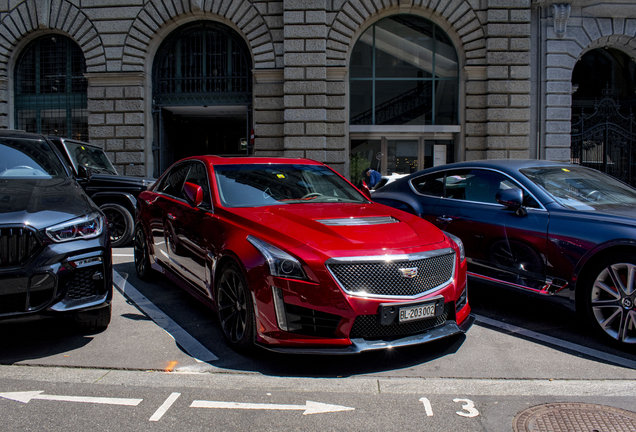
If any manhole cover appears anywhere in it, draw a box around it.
[513,403,636,432]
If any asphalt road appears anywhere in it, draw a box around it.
[0,247,635,431]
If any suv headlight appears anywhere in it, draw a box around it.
[247,236,307,279]
[443,231,465,262]
[46,211,105,242]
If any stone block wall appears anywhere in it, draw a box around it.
[86,73,146,176]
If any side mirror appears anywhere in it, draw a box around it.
[359,180,372,200]
[77,165,92,181]
[496,188,527,216]
[183,181,204,207]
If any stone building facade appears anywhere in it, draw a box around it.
[0,0,634,179]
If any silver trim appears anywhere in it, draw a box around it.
[316,216,400,226]
[326,248,454,264]
[326,248,456,300]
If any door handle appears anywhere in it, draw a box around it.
[436,216,453,223]
[167,213,176,221]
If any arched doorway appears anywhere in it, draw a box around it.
[152,22,252,176]
[571,48,636,185]
[348,14,459,186]
[14,35,88,140]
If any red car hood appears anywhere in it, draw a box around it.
[227,203,447,257]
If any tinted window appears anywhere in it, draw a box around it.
[0,138,68,178]
[438,169,540,208]
[215,164,366,208]
[157,163,191,198]
[521,165,636,211]
[411,173,445,196]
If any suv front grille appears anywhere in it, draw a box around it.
[0,227,41,268]
[350,303,451,339]
[327,250,455,298]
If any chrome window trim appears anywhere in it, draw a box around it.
[408,167,547,211]
[326,248,456,300]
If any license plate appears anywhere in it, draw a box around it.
[399,302,437,323]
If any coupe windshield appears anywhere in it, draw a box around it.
[215,164,366,207]
[64,141,118,175]
[521,166,636,210]
[0,139,68,178]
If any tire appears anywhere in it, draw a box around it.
[101,203,134,247]
[580,253,636,347]
[216,262,255,352]
[134,225,153,281]
[74,303,112,333]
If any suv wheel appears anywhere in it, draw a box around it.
[101,203,134,247]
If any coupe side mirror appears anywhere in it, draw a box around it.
[496,188,527,216]
[183,181,204,207]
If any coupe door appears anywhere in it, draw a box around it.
[429,168,550,292]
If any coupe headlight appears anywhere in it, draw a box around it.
[46,211,105,243]
[247,236,307,279]
[443,231,465,262]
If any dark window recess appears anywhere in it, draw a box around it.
[14,35,88,140]
[284,303,341,337]
[350,302,451,339]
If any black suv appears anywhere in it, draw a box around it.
[0,130,112,330]
[48,137,155,247]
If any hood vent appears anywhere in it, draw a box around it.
[316,216,400,226]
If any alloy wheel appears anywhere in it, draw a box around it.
[590,262,636,344]
[217,266,248,344]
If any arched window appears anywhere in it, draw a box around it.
[350,15,458,126]
[14,35,88,140]
[153,21,252,105]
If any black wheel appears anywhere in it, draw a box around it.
[134,225,153,280]
[101,203,134,247]
[216,262,255,351]
[581,253,636,347]
[74,303,112,333]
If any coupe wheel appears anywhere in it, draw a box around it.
[216,262,255,351]
[134,226,153,280]
[581,253,636,347]
[101,203,134,247]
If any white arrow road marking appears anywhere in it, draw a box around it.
[0,391,142,406]
[191,400,355,415]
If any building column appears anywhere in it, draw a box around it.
[485,0,532,159]
[86,72,146,176]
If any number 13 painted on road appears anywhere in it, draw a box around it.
[419,397,480,418]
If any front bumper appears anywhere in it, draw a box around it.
[258,313,474,355]
[0,236,112,323]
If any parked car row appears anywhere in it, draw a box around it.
[2,128,634,351]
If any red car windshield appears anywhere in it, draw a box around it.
[214,163,367,207]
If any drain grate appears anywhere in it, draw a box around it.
[513,403,636,432]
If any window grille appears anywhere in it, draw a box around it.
[153,22,251,106]
[14,35,88,140]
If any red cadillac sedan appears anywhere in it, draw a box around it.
[133,156,473,353]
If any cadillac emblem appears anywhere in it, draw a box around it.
[398,267,418,278]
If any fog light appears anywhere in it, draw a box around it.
[69,256,102,268]
[271,286,289,331]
